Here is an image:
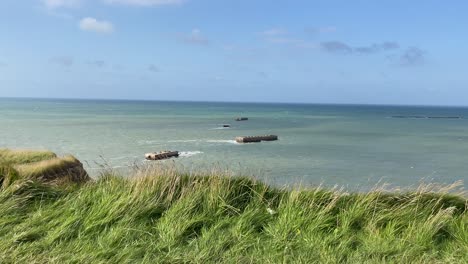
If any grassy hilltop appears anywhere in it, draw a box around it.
[0,149,467,263]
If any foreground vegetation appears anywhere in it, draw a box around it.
[0,149,89,187]
[0,150,467,263]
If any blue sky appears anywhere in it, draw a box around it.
[0,0,467,105]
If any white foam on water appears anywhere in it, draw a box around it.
[137,140,161,145]
[138,138,242,146]
[206,139,239,144]
[179,151,204,157]
[167,139,199,143]
[109,155,135,160]
[111,165,128,169]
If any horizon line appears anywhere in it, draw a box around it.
[1,96,467,108]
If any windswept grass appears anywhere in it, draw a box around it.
[15,155,87,181]
[0,149,89,188]
[0,164,466,263]
[0,149,56,165]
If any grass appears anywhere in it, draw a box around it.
[0,149,89,187]
[14,155,89,183]
[0,149,56,165]
[0,161,466,263]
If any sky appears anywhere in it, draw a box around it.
[0,0,467,105]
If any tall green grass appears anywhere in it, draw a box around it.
[0,164,466,263]
[0,149,56,165]
[14,155,89,184]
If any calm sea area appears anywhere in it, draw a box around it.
[1,98,467,189]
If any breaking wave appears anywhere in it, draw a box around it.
[179,151,204,157]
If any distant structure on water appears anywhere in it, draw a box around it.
[145,151,179,160]
[236,135,278,143]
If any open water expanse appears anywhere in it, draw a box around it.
[1,98,467,189]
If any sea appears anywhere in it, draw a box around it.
[1,98,467,190]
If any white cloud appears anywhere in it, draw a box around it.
[42,0,82,9]
[181,28,209,45]
[103,0,184,6]
[79,17,114,34]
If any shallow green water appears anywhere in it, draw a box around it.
[1,98,467,189]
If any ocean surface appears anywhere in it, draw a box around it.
[1,98,467,189]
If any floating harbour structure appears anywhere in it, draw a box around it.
[235,135,278,143]
[145,151,179,160]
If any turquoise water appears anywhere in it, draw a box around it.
[1,98,467,189]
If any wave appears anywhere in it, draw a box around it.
[137,140,161,145]
[167,139,199,143]
[179,151,204,157]
[138,139,199,145]
[138,139,239,145]
[111,165,128,169]
[206,140,238,144]
[108,155,139,160]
